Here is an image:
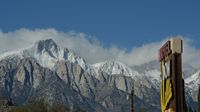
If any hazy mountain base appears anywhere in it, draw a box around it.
[0,57,159,112]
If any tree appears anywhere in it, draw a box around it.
[139,107,146,112]
[10,99,86,112]
[184,93,188,112]
[50,103,70,112]
[10,107,29,112]
[198,85,200,112]
[188,106,193,112]
[27,99,48,112]
[10,99,48,112]
[185,104,188,112]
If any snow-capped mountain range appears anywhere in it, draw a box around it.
[0,39,199,111]
[0,39,87,70]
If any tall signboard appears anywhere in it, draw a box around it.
[159,38,184,112]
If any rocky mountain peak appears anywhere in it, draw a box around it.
[35,39,60,54]
[92,61,140,77]
[29,39,87,70]
[0,39,87,70]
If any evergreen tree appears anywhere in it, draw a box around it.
[188,106,193,112]
[184,95,188,112]
[10,99,85,112]
[139,107,146,112]
[185,104,188,112]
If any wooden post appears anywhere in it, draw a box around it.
[171,53,184,112]
[159,38,185,112]
[130,86,134,112]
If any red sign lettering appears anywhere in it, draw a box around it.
[159,41,172,61]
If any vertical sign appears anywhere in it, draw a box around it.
[159,38,184,112]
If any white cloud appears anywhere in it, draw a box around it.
[0,28,200,68]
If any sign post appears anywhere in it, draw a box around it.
[159,38,185,112]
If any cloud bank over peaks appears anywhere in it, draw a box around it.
[0,28,200,68]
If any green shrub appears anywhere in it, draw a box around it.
[10,99,85,112]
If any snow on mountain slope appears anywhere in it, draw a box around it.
[184,70,200,102]
[92,61,162,90]
[185,70,200,89]
[0,39,87,70]
[92,61,141,77]
[143,70,161,89]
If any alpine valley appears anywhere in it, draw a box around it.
[0,39,199,112]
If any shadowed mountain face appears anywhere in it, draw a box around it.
[0,39,198,111]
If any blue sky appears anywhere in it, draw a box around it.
[0,0,200,50]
